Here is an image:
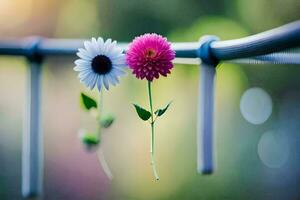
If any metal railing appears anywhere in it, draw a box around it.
[0,20,300,198]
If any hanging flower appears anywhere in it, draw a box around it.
[74,37,126,180]
[74,37,126,91]
[126,33,175,81]
[126,33,175,181]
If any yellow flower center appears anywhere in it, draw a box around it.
[145,48,157,58]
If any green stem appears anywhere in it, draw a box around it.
[97,90,104,139]
[148,81,159,181]
[96,89,113,180]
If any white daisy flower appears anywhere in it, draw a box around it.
[74,37,126,91]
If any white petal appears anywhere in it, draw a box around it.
[113,65,127,70]
[97,76,103,91]
[103,39,112,55]
[97,37,104,45]
[84,41,97,57]
[91,37,101,55]
[106,41,118,57]
[105,38,112,45]
[106,75,116,86]
[78,48,93,60]
[74,65,89,71]
[109,48,123,59]
[112,67,126,76]
[78,70,93,79]
[108,73,119,86]
[80,75,92,87]
[102,75,110,90]
[85,73,93,89]
[112,55,126,66]
[90,74,98,89]
[76,53,90,61]
[112,54,125,59]
[81,72,92,82]
[75,59,91,67]
[87,73,96,89]
[97,37,105,54]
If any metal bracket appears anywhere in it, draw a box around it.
[22,37,44,198]
[197,35,219,174]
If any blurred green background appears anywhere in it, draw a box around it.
[0,0,300,199]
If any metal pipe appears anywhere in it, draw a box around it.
[210,20,300,60]
[0,20,299,61]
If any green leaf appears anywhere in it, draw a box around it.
[133,104,151,121]
[81,133,100,145]
[100,114,115,128]
[80,93,97,111]
[155,101,172,117]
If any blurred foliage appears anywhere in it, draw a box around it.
[96,0,227,40]
[169,16,249,42]
[235,0,300,32]
[55,0,101,38]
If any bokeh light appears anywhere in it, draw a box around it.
[240,87,272,125]
[257,130,290,168]
[0,0,33,30]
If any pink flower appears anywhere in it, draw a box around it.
[126,33,175,81]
